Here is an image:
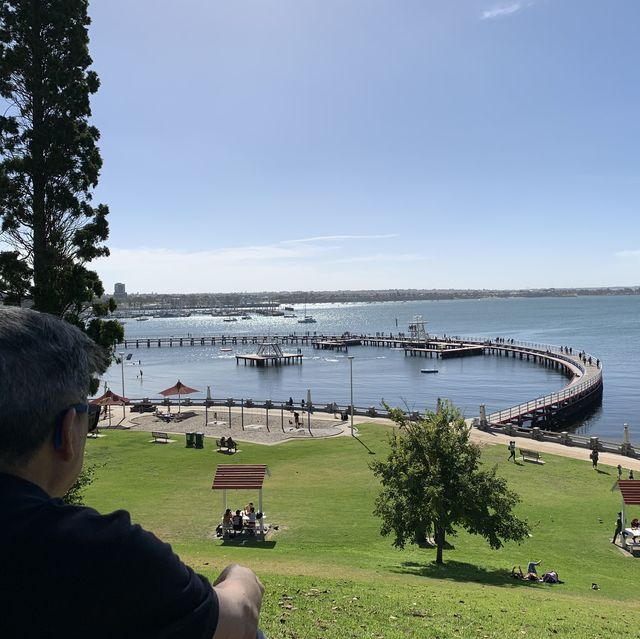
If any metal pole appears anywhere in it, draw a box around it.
[119,352,125,419]
[350,358,354,436]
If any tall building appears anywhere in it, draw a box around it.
[114,282,127,297]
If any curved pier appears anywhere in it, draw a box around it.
[117,332,603,429]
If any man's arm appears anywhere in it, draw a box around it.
[212,564,264,639]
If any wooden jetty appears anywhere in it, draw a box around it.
[404,344,484,359]
[235,342,302,367]
[313,338,362,351]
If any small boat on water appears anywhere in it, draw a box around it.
[136,317,150,322]
[223,317,238,322]
[220,347,233,352]
[421,369,438,374]
[241,315,252,320]
[284,306,295,311]
[297,301,316,323]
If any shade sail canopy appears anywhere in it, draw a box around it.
[618,480,640,505]
[159,380,199,397]
[212,465,268,490]
[91,390,129,405]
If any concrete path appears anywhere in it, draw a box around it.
[100,405,640,470]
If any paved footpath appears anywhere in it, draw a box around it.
[105,406,640,471]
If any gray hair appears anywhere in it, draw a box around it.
[0,307,109,465]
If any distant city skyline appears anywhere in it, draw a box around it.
[81,2,640,292]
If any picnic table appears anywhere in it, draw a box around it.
[624,527,640,542]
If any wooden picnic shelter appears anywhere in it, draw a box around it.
[212,464,269,539]
[614,480,640,554]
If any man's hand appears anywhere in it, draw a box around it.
[212,564,264,639]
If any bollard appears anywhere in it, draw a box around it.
[532,427,542,441]
[479,404,487,430]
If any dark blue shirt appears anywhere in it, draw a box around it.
[0,473,218,638]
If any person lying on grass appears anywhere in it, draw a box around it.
[0,307,264,639]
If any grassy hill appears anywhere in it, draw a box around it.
[83,425,639,638]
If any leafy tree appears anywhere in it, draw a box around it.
[0,0,122,367]
[63,463,98,506]
[370,401,529,564]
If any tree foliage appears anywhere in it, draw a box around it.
[0,0,122,364]
[370,401,529,564]
[62,463,97,506]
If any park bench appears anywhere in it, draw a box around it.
[216,438,237,453]
[151,431,171,444]
[520,448,543,463]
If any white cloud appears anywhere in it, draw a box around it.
[481,3,524,20]
[93,235,409,292]
[331,253,429,264]
[615,249,640,259]
[284,234,399,245]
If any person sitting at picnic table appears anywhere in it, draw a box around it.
[223,508,233,532]
[244,502,254,516]
[631,517,640,529]
[247,507,257,534]
[220,436,227,449]
[232,510,244,534]
[226,437,236,451]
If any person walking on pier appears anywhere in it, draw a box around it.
[590,448,599,469]
[507,440,516,462]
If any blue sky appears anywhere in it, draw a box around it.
[83,0,640,293]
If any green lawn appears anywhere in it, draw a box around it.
[84,425,639,638]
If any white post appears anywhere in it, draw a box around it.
[259,489,264,538]
[348,356,355,437]
[119,352,126,419]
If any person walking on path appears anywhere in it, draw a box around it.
[590,448,599,469]
[507,440,516,462]
[612,512,623,545]
[617,464,623,480]
[0,307,264,639]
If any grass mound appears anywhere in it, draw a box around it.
[84,424,638,638]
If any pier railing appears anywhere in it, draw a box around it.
[447,335,603,426]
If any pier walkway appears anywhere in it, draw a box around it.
[117,332,603,432]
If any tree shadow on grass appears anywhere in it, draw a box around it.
[392,560,543,588]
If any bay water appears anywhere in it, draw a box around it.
[100,296,640,442]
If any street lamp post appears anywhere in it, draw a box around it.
[119,352,126,419]
[348,356,354,437]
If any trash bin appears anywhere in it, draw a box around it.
[185,432,195,448]
[195,432,204,449]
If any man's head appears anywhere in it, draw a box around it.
[0,307,109,493]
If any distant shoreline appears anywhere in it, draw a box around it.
[110,287,640,309]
